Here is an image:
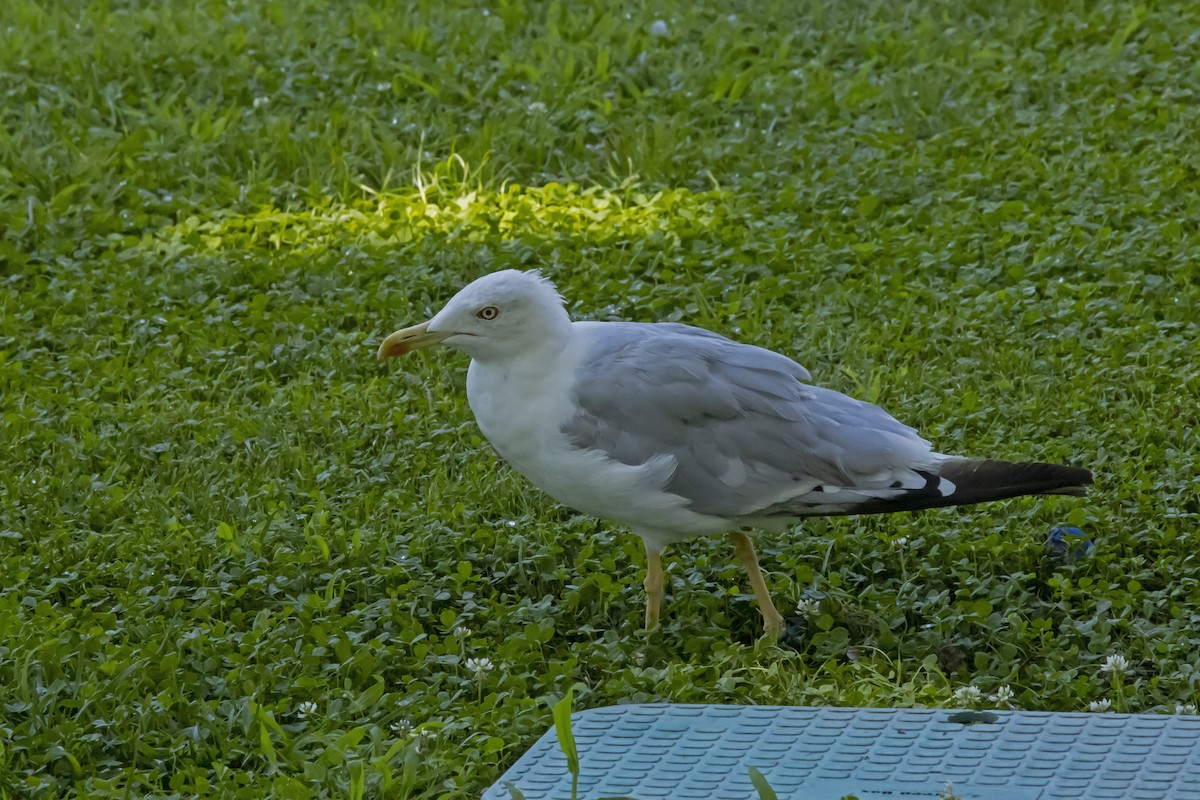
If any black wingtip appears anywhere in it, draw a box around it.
[938,459,1093,503]
[844,459,1093,516]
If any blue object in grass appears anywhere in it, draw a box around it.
[485,704,1200,800]
[1045,525,1095,564]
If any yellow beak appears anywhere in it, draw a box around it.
[377,321,451,359]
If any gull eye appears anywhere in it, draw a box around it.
[476,306,500,320]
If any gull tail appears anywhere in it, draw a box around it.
[851,458,1093,515]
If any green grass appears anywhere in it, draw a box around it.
[2,0,1199,797]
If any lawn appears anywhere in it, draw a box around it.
[1,0,1198,797]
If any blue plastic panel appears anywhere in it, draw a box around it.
[483,704,1200,800]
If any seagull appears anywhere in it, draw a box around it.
[379,270,1092,638]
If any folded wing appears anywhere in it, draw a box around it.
[561,322,947,520]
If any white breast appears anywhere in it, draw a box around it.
[463,331,729,544]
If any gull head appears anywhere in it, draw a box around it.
[378,269,571,362]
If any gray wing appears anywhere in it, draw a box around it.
[561,322,941,519]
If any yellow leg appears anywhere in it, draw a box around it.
[643,548,665,631]
[730,532,785,639]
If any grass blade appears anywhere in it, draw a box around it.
[748,766,780,800]
[552,690,580,799]
[501,782,528,800]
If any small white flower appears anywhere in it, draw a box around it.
[953,686,983,705]
[895,537,909,547]
[990,685,1015,706]
[528,101,547,114]
[1176,704,1197,715]
[1100,654,1131,675]
[413,728,438,753]
[297,701,318,719]
[466,657,494,677]
[390,718,412,736]
[1089,698,1112,712]
[452,625,472,639]
[794,598,821,617]
[375,81,391,92]
[649,20,669,37]
[253,96,270,109]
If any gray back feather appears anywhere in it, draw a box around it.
[561,322,934,518]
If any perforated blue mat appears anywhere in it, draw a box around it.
[483,704,1200,799]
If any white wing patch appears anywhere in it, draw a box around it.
[718,457,748,487]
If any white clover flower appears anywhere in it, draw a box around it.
[895,537,909,547]
[528,102,547,114]
[413,728,438,753]
[253,96,270,109]
[1100,654,1131,675]
[953,686,983,704]
[297,701,318,719]
[1176,704,1197,715]
[390,718,412,736]
[1089,698,1112,712]
[649,20,669,37]
[375,81,391,92]
[990,685,1015,706]
[466,656,494,677]
[794,598,821,617]
[452,625,472,639]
